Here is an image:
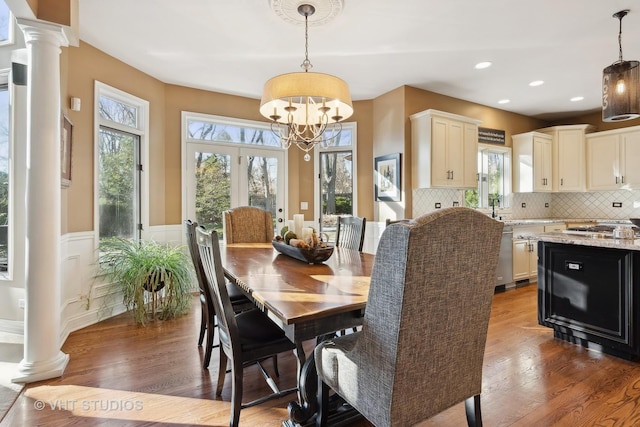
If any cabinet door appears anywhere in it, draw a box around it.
[620,130,640,188]
[447,120,464,187]
[587,134,619,190]
[463,123,479,188]
[431,117,450,187]
[533,136,552,192]
[513,239,531,281]
[556,129,584,191]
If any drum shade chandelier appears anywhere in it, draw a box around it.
[260,3,353,161]
[602,9,640,122]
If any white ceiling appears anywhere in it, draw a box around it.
[77,0,640,121]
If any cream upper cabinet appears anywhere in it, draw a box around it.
[410,109,481,189]
[586,126,640,190]
[512,132,552,192]
[537,125,594,192]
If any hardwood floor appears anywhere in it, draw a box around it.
[4,284,640,426]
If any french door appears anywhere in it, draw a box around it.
[185,143,286,239]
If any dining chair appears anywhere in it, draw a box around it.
[335,216,366,251]
[184,220,252,369]
[315,207,503,427]
[196,226,297,427]
[223,206,275,244]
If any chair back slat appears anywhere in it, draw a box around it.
[196,227,241,359]
[335,216,366,252]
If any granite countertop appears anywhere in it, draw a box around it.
[535,231,640,251]
[503,218,634,226]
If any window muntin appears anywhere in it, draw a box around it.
[465,144,511,210]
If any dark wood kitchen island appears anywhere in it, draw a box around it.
[536,231,640,360]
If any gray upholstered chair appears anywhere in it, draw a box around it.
[335,215,366,252]
[223,206,274,244]
[315,207,503,427]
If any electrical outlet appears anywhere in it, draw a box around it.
[18,299,25,309]
[613,202,622,208]
[435,203,441,209]
[545,203,549,208]
[452,201,459,207]
[521,203,527,208]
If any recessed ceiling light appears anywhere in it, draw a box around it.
[570,96,584,102]
[498,99,510,104]
[475,62,492,69]
[529,80,544,87]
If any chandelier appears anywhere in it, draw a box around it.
[260,3,353,161]
[602,9,640,122]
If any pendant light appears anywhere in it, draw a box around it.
[602,9,640,122]
[260,3,353,161]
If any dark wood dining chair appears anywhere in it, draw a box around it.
[196,226,297,427]
[315,207,504,427]
[335,216,366,252]
[184,220,252,369]
[223,206,274,244]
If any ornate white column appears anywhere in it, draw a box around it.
[13,19,70,383]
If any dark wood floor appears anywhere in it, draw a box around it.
[4,284,640,426]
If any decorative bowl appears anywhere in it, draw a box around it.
[630,218,640,228]
[272,240,334,264]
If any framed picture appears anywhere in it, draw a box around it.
[374,153,401,202]
[61,112,73,188]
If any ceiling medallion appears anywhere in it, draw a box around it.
[269,0,344,26]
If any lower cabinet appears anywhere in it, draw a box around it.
[513,238,538,281]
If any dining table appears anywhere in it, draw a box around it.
[220,242,375,427]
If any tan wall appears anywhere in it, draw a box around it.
[372,87,407,219]
[36,0,71,26]
[63,42,639,233]
[64,41,166,233]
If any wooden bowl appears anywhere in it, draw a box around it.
[272,240,334,264]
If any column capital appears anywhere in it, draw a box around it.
[16,17,69,48]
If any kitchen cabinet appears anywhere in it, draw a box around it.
[512,132,552,192]
[410,109,481,189]
[512,225,544,281]
[537,125,595,192]
[586,126,640,190]
[513,238,538,281]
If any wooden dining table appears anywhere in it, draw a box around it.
[220,242,375,426]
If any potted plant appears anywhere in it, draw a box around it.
[99,237,194,325]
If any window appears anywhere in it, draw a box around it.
[95,83,148,245]
[0,0,13,47]
[182,113,286,238]
[465,144,511,210]
[0,77,8,274]
[315,123,357,238]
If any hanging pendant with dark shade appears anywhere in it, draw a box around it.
[603,10,640,122]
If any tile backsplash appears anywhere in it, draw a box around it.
[413,188,640,220]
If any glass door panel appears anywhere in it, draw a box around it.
[319,151,353,241]
[186,144,285,240]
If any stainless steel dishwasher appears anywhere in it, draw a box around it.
[495,225,514,288]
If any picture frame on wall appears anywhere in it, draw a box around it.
[374,153,401,202]
[61,112,73,188]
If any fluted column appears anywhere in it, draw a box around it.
[13,19,69,383]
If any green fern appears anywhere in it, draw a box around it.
[99,238,194,325]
